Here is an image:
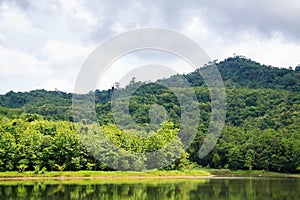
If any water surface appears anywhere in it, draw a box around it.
[0,177,299,199]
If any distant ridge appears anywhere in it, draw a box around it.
[183,56,300,91]
[0,56,299,119]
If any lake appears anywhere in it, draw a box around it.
[0,177,299,199]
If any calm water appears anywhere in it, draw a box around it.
[0,177,299,200]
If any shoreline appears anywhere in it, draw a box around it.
[0,170,299,181]
[0,175,215,181]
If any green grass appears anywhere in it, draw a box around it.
[0,178,210,186]
[0,169,298,180]
[0,170,211,179]
[207,169,300,178]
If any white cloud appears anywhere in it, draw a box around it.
[181,9,209,40]
[0,46,51,76]
[0,33,5,42]
[178,7,300,68]
[38,77,75,93]
[98,50,194,90]
[0,46,57,93]
[41,40,93,66]
[0,0,300,94]
[230,31,300,68]
[0,2,46,51]
[59,0,98,26]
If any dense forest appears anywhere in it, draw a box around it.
[0,56,299,172]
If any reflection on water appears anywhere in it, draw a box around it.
[0,177,299,200]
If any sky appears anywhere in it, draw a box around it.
[1,0,300,94]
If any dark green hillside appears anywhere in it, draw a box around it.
[1,57,299,120]
[163,56,300,91]
[0,57,299,172]
[216,56,300,91]
[0,90,72,121]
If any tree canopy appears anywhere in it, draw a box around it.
[0,57,299,172]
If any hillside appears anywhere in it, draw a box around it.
[0,56,299,172]
[1,56,299,117]
[161,56,300,92]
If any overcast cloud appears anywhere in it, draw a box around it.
[1,0,300,94]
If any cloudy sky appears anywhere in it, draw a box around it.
[1,0,300,94]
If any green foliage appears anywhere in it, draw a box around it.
[102,121,178,153]
[79,121,186,171]
[174,152,197,170]
[198,126,300,172]
[17,164,28,173]
[40,167,47,174]
[1,57,299,121]
[0,57,299,173]
[54,164,66,172]
[244,149,255,171]
[33,165,40,174]
[212,153,221,169]
[32,165,47,174]
[86,163,96,170]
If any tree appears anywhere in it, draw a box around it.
[212,153,221,169]
[227,146,244,170]
[244,149,255,171]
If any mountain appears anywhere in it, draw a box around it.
[216,56,300,91]
[162,56,300,91]
[1,56,299,124]
[0,56,299,172]
[1,56,299,113]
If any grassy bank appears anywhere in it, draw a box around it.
[0,169,299,180]
[207,169,300,178]
[0,170,211,180]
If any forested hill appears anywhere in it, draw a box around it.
[0,56,299,121]
[1,56,300,110]
[216,57,300,91]
[165,56,300,92]
[0,56,300,172]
